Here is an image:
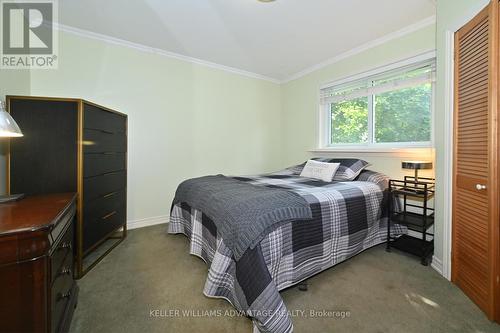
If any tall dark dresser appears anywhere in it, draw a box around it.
[6,96,128,278]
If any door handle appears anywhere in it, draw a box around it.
[475,184,487,190]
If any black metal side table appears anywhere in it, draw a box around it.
[386,176,435,266]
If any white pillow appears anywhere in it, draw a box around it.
[300,160,340,182]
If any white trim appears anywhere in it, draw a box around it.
[367,94,374,145]
[316,142,433,151]
[321,72,433,104]
[54,23,281,84]
[283,16,436,83]
[441,30,455,281]
[127,215,169,230]
[320,51,436,90]
[430,70,436,150]
[318,52,436,150]
[309,147,434,158]
[431,255,443,275]
[316,51,436,150]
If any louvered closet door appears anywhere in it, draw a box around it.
[453,2,499,321]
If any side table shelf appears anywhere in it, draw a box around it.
[387,176,435,266]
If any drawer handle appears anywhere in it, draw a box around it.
[59,266,72,277]
[103,191,118,198]
[59,241,72,251]
[102,211,117,220]
[58,291,72,301]
[102,171,121,176]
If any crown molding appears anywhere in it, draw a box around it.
[282,15,436,83]
[54,23,281,84]
[55,15,435,85]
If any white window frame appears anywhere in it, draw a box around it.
[318,52,436,152]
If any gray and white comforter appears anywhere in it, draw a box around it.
[168,167,404,333]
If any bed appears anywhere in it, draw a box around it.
[168,159,404,333]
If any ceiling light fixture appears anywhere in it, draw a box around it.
[257,0,276,3]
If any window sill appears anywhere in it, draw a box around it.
[309,147,434,158]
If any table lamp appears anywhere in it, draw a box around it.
[0,100,24,203]
[402,161,433,183]
[0,100,23,137]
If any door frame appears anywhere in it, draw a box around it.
[442,1,491,281]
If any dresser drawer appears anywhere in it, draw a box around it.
[84,153,126,178]
[84,103,126,133]
[51,258,74,333]
[83,171,126,202]
[49,202,76,249]
[83,129,126,153]
[50,224,73,283]
[83,208,126,252]
[52,250,73,286]
[84,189,126,222]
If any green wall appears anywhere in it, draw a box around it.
[1,24,438,229]
[26,31,283,222]
[279,24,441,263]
[0,68,31,195]
[280,25,436,175]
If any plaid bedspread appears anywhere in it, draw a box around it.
[168,168,404,333]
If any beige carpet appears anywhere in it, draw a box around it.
[69,224,500,333]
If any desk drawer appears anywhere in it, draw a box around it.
[84,171,126,202]
[84,104,126,133]
[83,129,126,153]
[84,153,126,178]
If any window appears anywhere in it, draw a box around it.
[320,58,435,148]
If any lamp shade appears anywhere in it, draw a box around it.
[402,161,433,170]
[0,101,23,137]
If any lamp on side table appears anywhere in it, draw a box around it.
[401,161,433,183]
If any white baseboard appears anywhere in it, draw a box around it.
[431,255,443,275]
[127,215,169,230]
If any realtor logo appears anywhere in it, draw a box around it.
[1,0,58,68]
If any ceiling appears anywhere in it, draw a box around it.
[58,0,436,81]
